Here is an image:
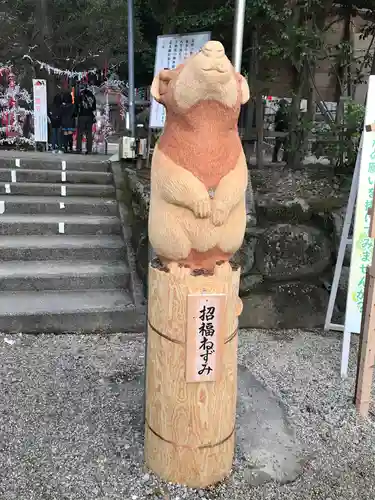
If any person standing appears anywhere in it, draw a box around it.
[272,99,289,163]
[60,92,76,153]
[76,87,96,154]
[48,93,62,153]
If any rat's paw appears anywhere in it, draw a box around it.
[193,198,211,219]
[211,201,229,227]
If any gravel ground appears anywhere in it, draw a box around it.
[0,329,374,500]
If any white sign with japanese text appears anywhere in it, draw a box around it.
[345,77,375,335]
[32,79,48,143]
[149,32,211,129]
[185,293,225,383]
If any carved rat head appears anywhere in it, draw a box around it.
[151,41,250,117]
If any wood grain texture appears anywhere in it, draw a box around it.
[145,262,240,487]
[144,426,235,487]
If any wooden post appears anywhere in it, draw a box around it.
[354,271,369,404]
[144,260,241,487]
[355,188,375,416]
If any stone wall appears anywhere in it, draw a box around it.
[121,162,351,329]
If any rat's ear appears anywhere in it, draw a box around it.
[151,72,162,102]
[151,69,173,103]
[238,74,250,105]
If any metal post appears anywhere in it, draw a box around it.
[232,0,246,72]
[127,0,136,138]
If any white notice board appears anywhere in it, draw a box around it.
[345,76,375,334]
[149,32,211,129]
[341,75,375,376]
[32,79,48,143]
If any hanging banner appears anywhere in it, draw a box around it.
[149,31,211,129]
[345,75,375,335]
[32,79,48,143]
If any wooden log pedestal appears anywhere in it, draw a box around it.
[144,259,242,488]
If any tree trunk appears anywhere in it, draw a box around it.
[162,0,180,34]
[255,93,263,168]
[245,27,255,142]
[343,8,352,98]
[335,97,345,167]
[304,68,316,156]
[334,7,351,102]
[252,26,263,168]
[288,65,304,168]
[287,3,304,168]
[35,0,58,101]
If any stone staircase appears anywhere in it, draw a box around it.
[0,153,144,334]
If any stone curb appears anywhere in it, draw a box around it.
[110,160,147,319]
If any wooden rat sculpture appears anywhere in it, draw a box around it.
[149,40,250,275]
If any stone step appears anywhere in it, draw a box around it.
[0,182,115,197]
[0,260,130,291]
[0,157,110,172]
[0,235,125,261]
[0,214,121,236]
[0,289,144,333]
[0,168,113,185]
[0,195,118,216]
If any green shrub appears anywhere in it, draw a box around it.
[313,99,364,169]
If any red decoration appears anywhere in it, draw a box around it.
[5,71,17,137]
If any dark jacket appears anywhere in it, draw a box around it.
[49,95,62,128]
[274,104,289,132]
[76,89,96,119]
[60,102,76,129]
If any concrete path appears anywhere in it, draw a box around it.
[0,329,374,500]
